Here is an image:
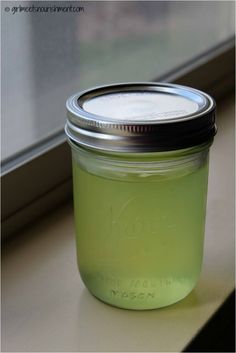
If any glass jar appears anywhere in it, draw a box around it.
[65,82,216,310]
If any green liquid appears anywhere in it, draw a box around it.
[72,152,209,310]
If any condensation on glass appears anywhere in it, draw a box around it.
[65,82,216,310]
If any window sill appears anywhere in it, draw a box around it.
[1,93,235,352]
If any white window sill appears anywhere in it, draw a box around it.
[2,94,235,352]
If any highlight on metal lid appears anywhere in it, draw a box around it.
[65,82,217,152]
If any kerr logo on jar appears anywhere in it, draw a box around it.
[110,196,164,239]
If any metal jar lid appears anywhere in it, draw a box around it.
[65,82,216,152]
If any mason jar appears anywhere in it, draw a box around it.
[65,82,216,310]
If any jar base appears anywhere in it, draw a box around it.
[85,283,196,310]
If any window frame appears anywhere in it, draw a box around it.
[1,37,235,240]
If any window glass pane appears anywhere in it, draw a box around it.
[1,1,235,166]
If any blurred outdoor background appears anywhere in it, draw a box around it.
[1,1,235,166]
